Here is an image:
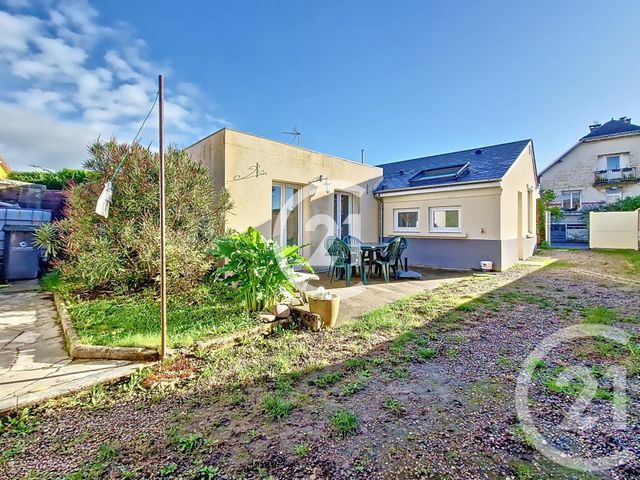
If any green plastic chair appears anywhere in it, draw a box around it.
[374,237,403,283]
[326,238,352,286]
[324,236,338,279]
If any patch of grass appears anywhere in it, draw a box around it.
[293,443,309,457]
[63,280,255,349]
[159,464,179,477]
[173,432,204,453]
[500,291,552,309]
[330,410,359,437]
[340,380,365,396]
[262,394,293,420]
[416,347,437,361]
[65,442,119,480]
[0,408,37,435]
[313,371,343,388]
[497,355,514,367]
[383,397,405,415]
[581,306,618,325]
[594,249,640,275]
[0,439,28,465]
[387,366,411,379]
[344,357,369,370]
[192,465,220,479]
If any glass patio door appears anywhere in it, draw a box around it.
[333,192,351,239]
[272,184,301,246]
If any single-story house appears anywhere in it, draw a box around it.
[187,129,538,271]
[375,139,538,271]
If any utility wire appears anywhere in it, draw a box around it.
[110,90,160,180]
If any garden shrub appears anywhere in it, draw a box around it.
[586,195,640,213]
[40,139,231,294]
[8,168,96,190]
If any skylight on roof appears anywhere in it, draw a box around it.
[409,163,470,183]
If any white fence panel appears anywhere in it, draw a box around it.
[589,209,640,250]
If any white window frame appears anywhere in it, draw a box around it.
[333,192,352,239]
[606,188,622,203]
[393,208,420,232]
[561,190,581,211]
[272,183,303,246]
[429,207,461,233]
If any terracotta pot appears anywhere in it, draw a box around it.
[308,293,340,328]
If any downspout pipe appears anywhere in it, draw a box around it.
[374,192,383,242]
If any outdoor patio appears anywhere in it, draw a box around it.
[308,266,472,323]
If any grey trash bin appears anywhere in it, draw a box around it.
[3,225,40,281]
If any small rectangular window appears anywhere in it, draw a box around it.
[561,190,581,211]
[430,207,461,233]
[527,189,534,234]
[606,155,620,170]
[606,188,622,203]
[394,208,419,232]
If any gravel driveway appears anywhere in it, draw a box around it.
[1,250,639,479]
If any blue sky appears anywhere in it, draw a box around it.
[1,0,639,171]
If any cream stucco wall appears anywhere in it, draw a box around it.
[381,185,502,240]
[188,129,383,268]
[539,134,640,206]
[499,142,538,267]
[589,210,639,250]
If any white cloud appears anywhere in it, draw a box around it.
[0,11,41,53]
[0,102,96,169]
[0,0,228,170]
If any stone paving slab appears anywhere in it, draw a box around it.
[0,291,142,413]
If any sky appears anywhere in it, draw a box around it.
[1,0,639,172]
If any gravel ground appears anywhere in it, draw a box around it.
[1,249,639,480]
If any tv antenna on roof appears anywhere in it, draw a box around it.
[282,126,301,147]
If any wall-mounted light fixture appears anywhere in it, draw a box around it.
[308,174,331,196]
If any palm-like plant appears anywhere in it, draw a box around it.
[209,227,313,312]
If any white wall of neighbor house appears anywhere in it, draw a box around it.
[589,210,640,250]
[188,128,383,268]
[500,141,538,268]
[539,135,640,207]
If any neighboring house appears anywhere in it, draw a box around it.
[539,117,640,243]
[375,140,538,271]
[0,156,10,179]
[188,129,537,271]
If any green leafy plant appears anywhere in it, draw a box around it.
[383,397,405,415]
[209,227,312,312]
[0,408,36,435]
[262,394,293,420]
[174,432,203,453]
[47,140,231,294]
[293,443,310,456]
[537,189,562,243]
[32,222,62,259]
[8,168,96,190]
[330,410,359,437]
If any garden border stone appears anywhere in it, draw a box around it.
[194,316,293,351]
[53,293,160,362]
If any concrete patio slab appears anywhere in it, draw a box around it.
[0,291,142,413]
[310,266,472,323]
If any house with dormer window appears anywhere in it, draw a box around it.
[539,117,640,243]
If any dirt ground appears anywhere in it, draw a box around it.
[1,249,639,480]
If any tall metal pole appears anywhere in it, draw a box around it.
[158,74,167,358]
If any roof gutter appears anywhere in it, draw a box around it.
[375,178,502,197]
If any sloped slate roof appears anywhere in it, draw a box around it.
[581,118,640,140]
[375,139,531,192]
